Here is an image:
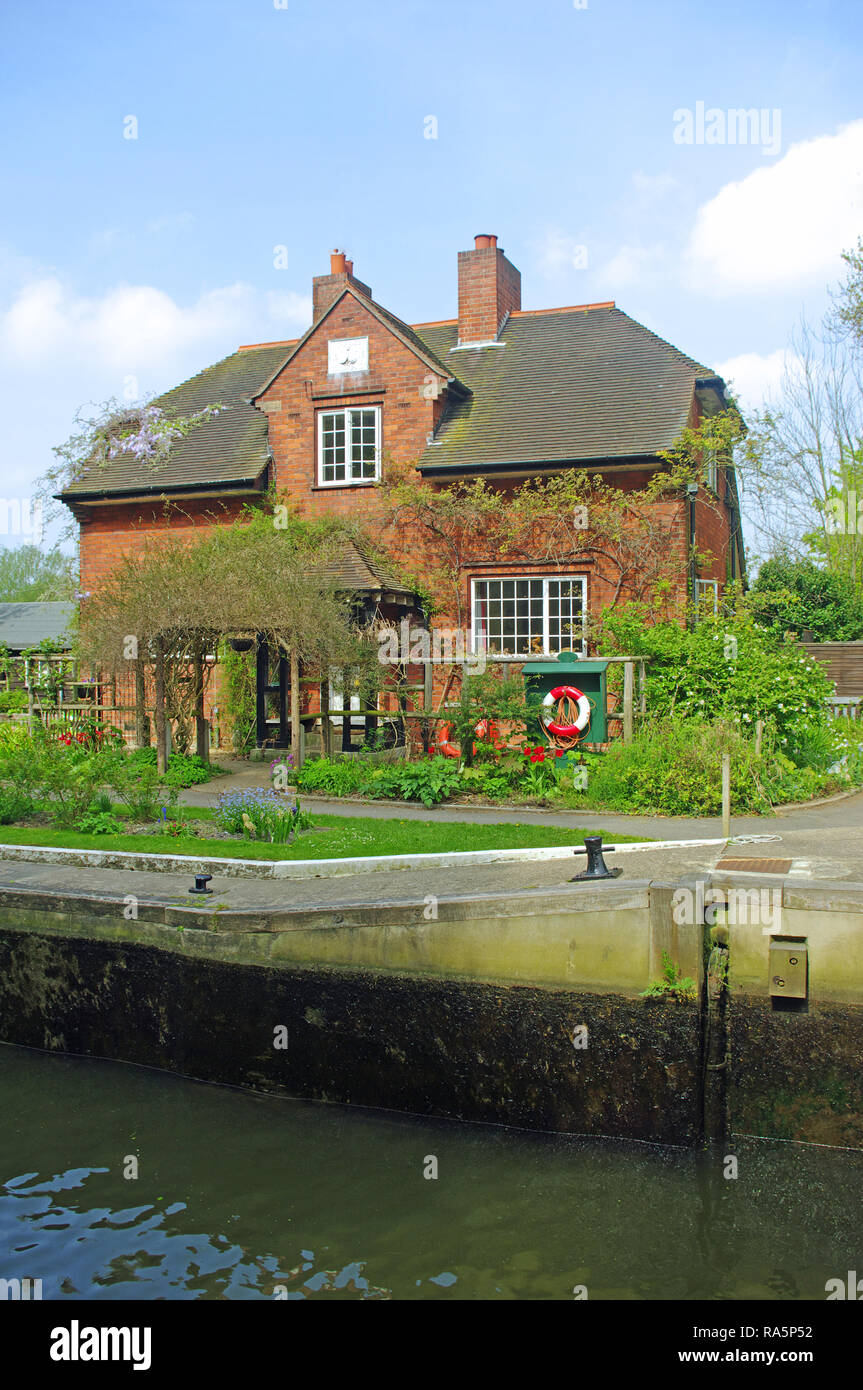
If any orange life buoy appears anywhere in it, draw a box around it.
[436,718,503,757]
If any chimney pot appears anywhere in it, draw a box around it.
[474,234,497,249]
[344,258,354,276]
[330,250,347,274]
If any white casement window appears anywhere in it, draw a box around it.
[704,448,719,493]
[695,578,719,615]
[317,407,381,485]
[471,576,587,657]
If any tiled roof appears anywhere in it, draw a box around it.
[325,538,416,598]
[415,306,718,471]
[59,298,723,500]
[0,601,75,650]
[60,345,288,498]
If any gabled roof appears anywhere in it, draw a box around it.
[60,344,288,499]
[415,305,718,472]
[0,601,75,651]
[325,537,416,600]
[250,285,458,399]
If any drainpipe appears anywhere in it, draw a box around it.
[686,483,699,626]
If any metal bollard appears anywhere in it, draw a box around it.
[570,834,622,881]
[189,873,214,894]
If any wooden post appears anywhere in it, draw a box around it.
[623,660,635,744]
[25,658,34,736]
[320,678,332,757]
[722,752,731,840]
[134,657,148,749]
[290,650,301,770]
[193,641,207,762]
[154,640,168,775]
[755,719,764,758]
[638,659,647,715]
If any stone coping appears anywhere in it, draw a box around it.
[0,837,726,881]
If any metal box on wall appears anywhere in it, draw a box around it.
[521,652,610,745]
[769,941,808,1000]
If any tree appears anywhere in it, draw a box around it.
[749,555,863,640]
[78,506,369,772]
[738,251,863,592]
[0,545,77,602]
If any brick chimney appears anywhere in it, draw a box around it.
[313,249,373,322]
[457,234,521,345]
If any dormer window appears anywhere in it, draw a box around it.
[317,407,381,485]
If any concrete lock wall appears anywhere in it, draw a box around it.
[0,872,861,1147]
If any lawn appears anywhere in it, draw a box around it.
[0,812,648,861]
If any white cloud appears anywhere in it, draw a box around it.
[0,259,312,523]
[533,226,590,278]
[0,275,311,375]
[684,120,863,294]
[602,243,668,288]
[715,349,796,412]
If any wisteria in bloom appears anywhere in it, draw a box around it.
[106,403,223,465]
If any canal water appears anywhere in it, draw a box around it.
[1,1044,860,1301]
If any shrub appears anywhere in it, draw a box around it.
[599,604,835,755]
[129,748,223,786]
[0,784,36,824]
[102,748,177,821]
[358,757,463,807]
[295,757,367,798]
[583,718,834,815]
[73,810,124,835]
[0,690,28,713]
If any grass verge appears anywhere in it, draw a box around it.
[0,815,649,862]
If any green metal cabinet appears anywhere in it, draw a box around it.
[521,653,611,745]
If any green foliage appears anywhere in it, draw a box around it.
[583,718,833,815]
[360,757,464,807]
[642,951,697,1001]
[598,603,835,757]
[296,753,464,807]
[0,784,36,824]
[0,689,28,713]
[128,748,222,786]
[0,729,121,827]
[73,810,124,835]
[0,545,77,602]
[218,641,256,753]
[750,557,863,640]
[104,750,177,821]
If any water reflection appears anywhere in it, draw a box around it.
[1,1045,860,1301]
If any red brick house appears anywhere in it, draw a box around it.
[60,234,745,749]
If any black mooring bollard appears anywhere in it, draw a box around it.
[189,873,214,895]
[570,834,622,881]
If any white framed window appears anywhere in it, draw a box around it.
[317,406,381,485]
[471,575,587,657]
[703,448,719,493]
[695,578,719,615]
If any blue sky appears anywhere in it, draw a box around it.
[1,0,861,549]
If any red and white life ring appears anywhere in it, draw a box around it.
[540,685,591,740]
[436,718,504,758]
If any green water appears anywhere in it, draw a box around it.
[1,1044,860,1301]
